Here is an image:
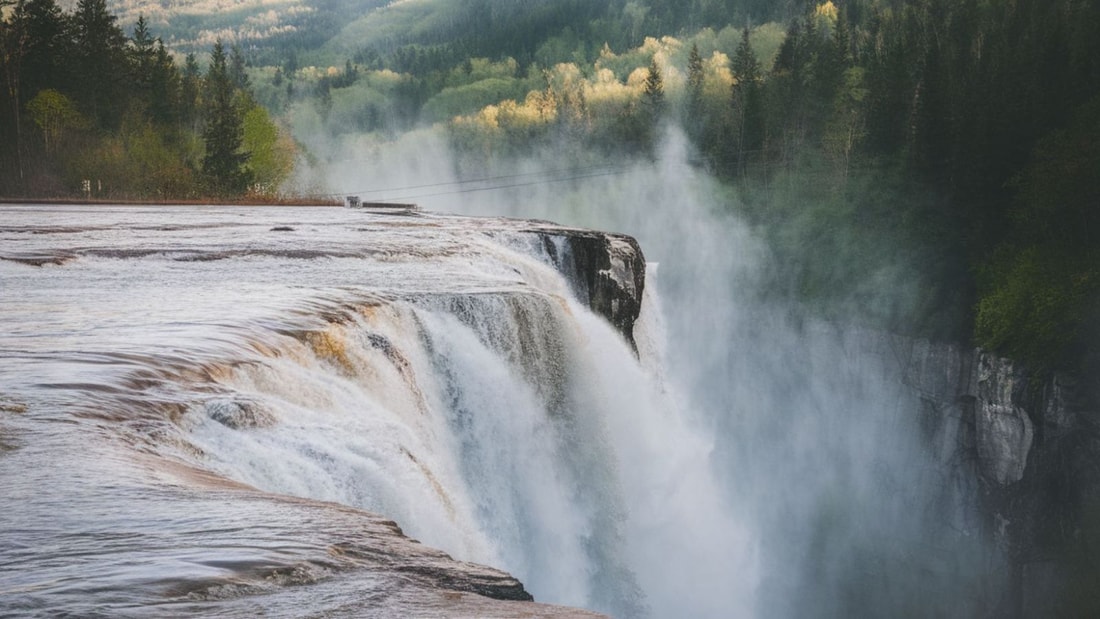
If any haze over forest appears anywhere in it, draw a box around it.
[2,0,1099,374]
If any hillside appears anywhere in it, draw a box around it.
[4,0,1099,375]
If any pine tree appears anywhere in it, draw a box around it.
[0,0,28,188]
[687,43,704,99]
[17,0,70,104]
[148,40,181,128]
[71,0,128,128]
[129,14,155,111]
[228,44,249,91]
[180,52,201,131]
[684,43,705,144]
[131,14,153,58]
[642,57,664,116]
[731,27,763,175]
[202,40,250,196]
[732,27,761,86]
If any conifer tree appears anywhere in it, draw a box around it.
[0,0,28,188]
[17,0,70,105]
[202,40,250,196]
[131,14,153,58]
[228,44,249,91]
[128,15,156,113]
[148,40,181,128]
[71,0,128,128]
[682,42,709,147]
[687,43,704,101]
[731,27,763,173]
[180,52,201,131]
[642,57,664,116]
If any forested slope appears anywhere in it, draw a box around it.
[3,0,1098,373]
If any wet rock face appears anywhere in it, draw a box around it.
[975,354,1034,487]
[530,228,647,349]
[905,340,1100,616]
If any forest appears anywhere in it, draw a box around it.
[2,0,1098,374]
[0,0,295,199]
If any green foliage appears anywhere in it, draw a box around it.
[976,97,1100,369]
[641,57,664,111]
[743,157,969,337]
[14,0,72,105]
[976,246,1096,371]
[242,105,295,193]
[63,113,199,198]
[71,0,129,128]
[0,0,295,198]
[26,89,87,154]
[422,77,527,123]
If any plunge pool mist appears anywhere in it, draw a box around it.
[316,127,1005,616]
[0,130,1002,619]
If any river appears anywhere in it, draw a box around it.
[1,196,996,618]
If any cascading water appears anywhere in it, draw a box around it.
[180,247,754,618]
[318,127,1007,616]
[2,128,1006,617]
[0,203,753,618]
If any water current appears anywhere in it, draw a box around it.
[0,192,993,618]
[0,204,748,618]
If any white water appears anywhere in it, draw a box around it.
[179,243,755,617]
[0,204,753,618]
[316,127,1001,616]
[1,127,999,616]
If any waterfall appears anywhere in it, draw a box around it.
[320,127,1004,616]
[179,247,755,618]
[2,196,1000,617]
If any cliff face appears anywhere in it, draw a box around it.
[526,227,647,349]
[900,339,1100,616]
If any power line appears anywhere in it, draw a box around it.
[327,162,637,200]
[371,166,638,202]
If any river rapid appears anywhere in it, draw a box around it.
[0,203,750,618]
[1,193,997,618]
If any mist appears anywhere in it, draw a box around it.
[299,124,1001,617]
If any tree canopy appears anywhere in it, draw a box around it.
[0,3,296,198]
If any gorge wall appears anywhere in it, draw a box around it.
[890,337,1100,616]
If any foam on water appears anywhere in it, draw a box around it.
[0,204,754,618]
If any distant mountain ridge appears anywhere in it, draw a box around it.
[64,0,358,53]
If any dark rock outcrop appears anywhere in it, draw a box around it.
[528,228,647,349]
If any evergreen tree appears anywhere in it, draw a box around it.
[687,43,704,100]
[202,40,250,195]
[16,0,70,105]
[731,27,763,174]
[732,26,762,86]
[71,0,128,128]
[228,44,249,90]
[130,14,153,58]
[128,14,155,111]
[180,52,201,130]
[147,40,181,128]
[642,56,664,116]
[685,42,704,138]
[0,0,28,189]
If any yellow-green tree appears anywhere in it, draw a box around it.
[26,88,86,154]
[242,105,296,195]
